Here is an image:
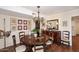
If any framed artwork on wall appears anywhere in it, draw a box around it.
[18,26,22,30]
[18,19,22,24]
[11,18,17,24]
[18,19,28,30]
[10,17,17,31]
[23,20,27,24]
[62,20,68,27]
[24,26,27,30]
[47,19,59,30]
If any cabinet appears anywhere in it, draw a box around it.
[53,31,61,44]
[42,30,61,44]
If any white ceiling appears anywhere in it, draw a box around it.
[0,7,33,19]
[0,6,79,19]
[23,6,79,16]
[0,8,32,19]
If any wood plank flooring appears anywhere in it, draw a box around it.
[0,35,79,52]
[45,44,73,52]
[72,35,79,52]
[46,35,79,52]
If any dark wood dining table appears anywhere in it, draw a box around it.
[20,35,45,52]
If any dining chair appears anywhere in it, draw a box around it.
[42,31,54,45]
[12,35,27,52]
[32,37,45,52]
[61,31,70,46]
[44,35,54,47]
[46,39,53,46]
[19,31,25,44]
[32,45,44,52]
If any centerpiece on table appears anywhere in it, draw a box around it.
[31,29,39,37]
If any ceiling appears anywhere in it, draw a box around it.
[0,6,79,19]
[0,8,32,19]
[23,6,79,16]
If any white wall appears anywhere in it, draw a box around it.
[0,14,32,49]
[46,9,79,46]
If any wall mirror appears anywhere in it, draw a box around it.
[47,19,59,30]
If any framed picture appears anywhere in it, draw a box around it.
[18,26,22,30]
[18,19,22,24]
[24,26,27,30]
[47,19,59,30]
[62,20,68,27]
[23,20,27,24]
[10,17,17,25]
[11,18,16,24]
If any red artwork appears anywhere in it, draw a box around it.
[24,26,27,30]
[18,26,22,30]
[23,20,27,24]
[18,19,22,24]
[18,19,27,30]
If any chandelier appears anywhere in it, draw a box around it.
[32,6,40,22]
[32,6,44,23]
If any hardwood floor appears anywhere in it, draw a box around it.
[45,44,73,52]
[46,35,79,52]
[0,44,20,52]
[0,43,72,52]
[0,35,79,52]
[72,35,79,52]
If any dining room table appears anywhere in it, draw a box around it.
[20,35,46,52]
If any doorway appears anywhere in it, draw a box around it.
[71,16,79,51]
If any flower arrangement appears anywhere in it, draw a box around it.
[31,29,39,34]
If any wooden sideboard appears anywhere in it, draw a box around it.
[42,30,61,44]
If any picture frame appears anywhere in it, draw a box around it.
[24,26,27,30]
[18,19,22,24]
[47,19,59,30]
[10,17,17,25]
[18,26,22,30]
[62,20,68,27]
[11,18,16,24]
[23,20,27,24]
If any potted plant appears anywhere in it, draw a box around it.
[31,29,39,37]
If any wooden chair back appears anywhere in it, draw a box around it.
[33,36,46,52]
[61,31,70,46]
[12,35,16,51]
[19,31,25,44]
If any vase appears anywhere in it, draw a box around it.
[34,34,37,37]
